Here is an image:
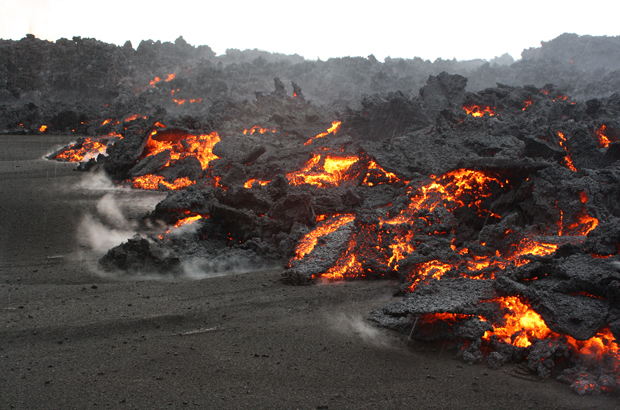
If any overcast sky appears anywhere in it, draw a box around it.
[1,0,619,62]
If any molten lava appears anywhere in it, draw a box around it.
[132,175,195,190]
[557,131,577,172]
[130,131,221,190]
[243,126,277,135]
[482,296,553,348]
[149,73,176,87]
[304,121,341,145]
[142,131,221,169]
[286,152,360,188]
[124,114,146,123]
[362,159,403,186]
[39,125,48,132]
[595,125,612,148]
[291,214,355,262]
[159,214,206,239]
[385,169,505,225]
[54,137,109,162]
[463,104,496,117]
[243,179,271,189]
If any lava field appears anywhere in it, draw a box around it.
[7,33,620,396]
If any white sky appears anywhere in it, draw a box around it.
[1,0,619,62]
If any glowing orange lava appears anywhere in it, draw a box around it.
[363,159,404,186]
[149,73,176,87]
[158,214,205,239]
[385,169,504,225]
[522,98,533,111]
[243,126,277,135]
[243,179,271,188]
[142,131,221,169]
[132,175,195,190]
[55,138,108,162]
[304,121,341,146]
[482,296,553,348]
[124,114,146,123]
[291,214,355,262]
[407,260,453,290]
[557,131,577,172]
[39,125,48,132]
[320,240,363,280]
[286,153,360,188]
[595,125,612,148]
[463,104,496,117]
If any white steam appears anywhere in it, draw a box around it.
[180,255,277,280]
[77,213,136,254]
[329,313,397,349]
[96,193,131,228]
[75,171,117,190]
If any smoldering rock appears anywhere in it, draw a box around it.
[527,338,570,379]
[523,135,567,161]
[98,234,182,275]
[371,279,497,333]
[211,134,267,165]
[128,149,171,177]
[159,155,203,181]
[284,221,354,285]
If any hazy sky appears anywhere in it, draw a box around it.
[1,0,619,61]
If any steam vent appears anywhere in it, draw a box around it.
[7,33,620,400]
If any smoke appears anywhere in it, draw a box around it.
[75,171,117,190]
[76,191,161,254]
[96,193,130,228]
[77,213,135,254]
[180,253,278,280]
[329,313,399,350]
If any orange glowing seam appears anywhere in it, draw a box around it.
[39,125,48,132]
[303,121,341,145]
[319,238,363,280]
[142,131,221,169]
[384,169,504,225]
[463,104,496,117]
[55,138,108,162]
[362,159,404,186]
[522,98,533,111]
[149,73,176,87]
[595,125,611,148]
[482,296,620,363]
[124,114,146,123]
[132,175,195,190]
[286,153,360,188]
[482,296,553,348]
[291,214,355,262]
[243,179,271,189]
[388,232,415,269]
[407,260,453,291]
[243,126,277,135]
[158,214,206,239]
[557,131,577,172]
